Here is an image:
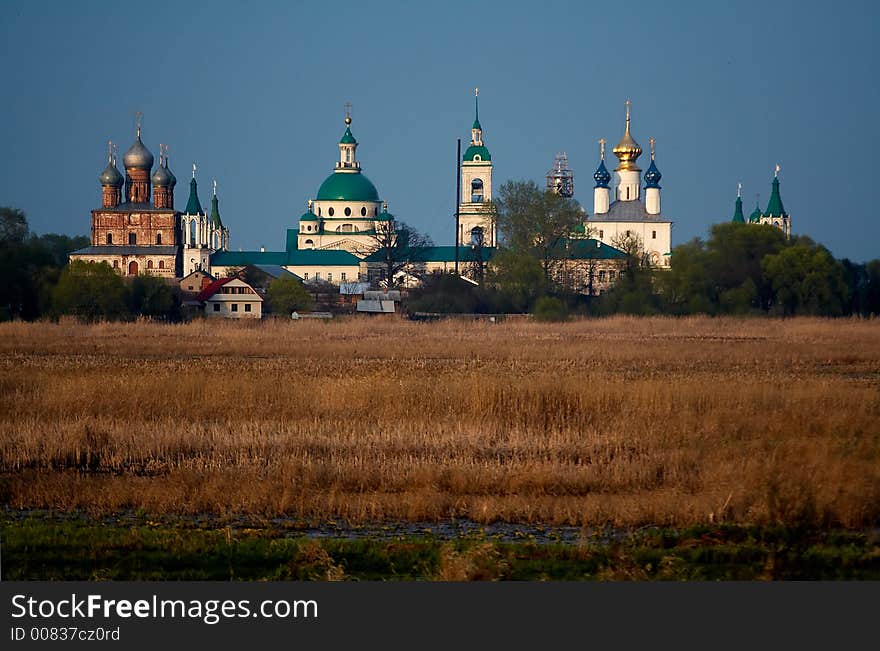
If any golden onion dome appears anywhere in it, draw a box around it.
[613,100,642,172]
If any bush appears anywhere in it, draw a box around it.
[533,296,567,321]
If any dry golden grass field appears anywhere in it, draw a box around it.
[1,316,878,529]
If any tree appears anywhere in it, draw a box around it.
[493,180,584,289]
[266,275,314,315]
[485,249,545,313]
[762,241,850,316]
[0,207,28,245]
[359,216,433,290]
[129,275,178,320]
[52,260,128,321]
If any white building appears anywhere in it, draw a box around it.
[181,171,229,277]
[294,108,396,255]
[586,101,672,268]
[197,277,262,319]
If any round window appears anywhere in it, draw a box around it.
[345,207,351,217]
[361,207,367,217]
[474,155,481,161]
[328,207,335,217]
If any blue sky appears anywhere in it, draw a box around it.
[1,0,878,261]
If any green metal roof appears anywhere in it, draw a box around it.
[211,248,361,268]
[316,171,380,201]
[553,239,628,260]
[339,127,357,145]
[299,211,319,221]
[362,246,497,264]
[184,177,202,215]
[463,145,491,162]
[732,196,745,223]
[765,177,787,217]
[210,194,222,227]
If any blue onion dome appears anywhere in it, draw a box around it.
[151,162,172,187]
[123,136,154,170]
[644,159,662,188]
[593,160,611,188]
[99,160,124,188]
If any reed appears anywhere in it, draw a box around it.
[1,316,878,528]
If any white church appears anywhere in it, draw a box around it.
[585,100,673,268]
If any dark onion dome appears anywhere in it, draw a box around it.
[165,158,177,189]
[151,162,172,187]
[123,136,154,170]
[644,159,662,188]
[593,160,611,188]
[99,160,124,188]
[316,171,380,202]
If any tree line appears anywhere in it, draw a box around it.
[410,181,880,318]
[0,206,178,321]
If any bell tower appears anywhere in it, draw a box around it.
[457,88,495,247]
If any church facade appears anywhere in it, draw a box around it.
[71,116,228,278]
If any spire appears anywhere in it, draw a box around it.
[732,183,745,223]
[136,111,142,140]
[210,179,222,227]
[613,99,642,172]
[473,87,481,130]
[469,87,484,147]
[765,166,787,217]
[185,165,203,215]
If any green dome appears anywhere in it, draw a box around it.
[300,211,318,222]
[463,145,491,162]
[316,171,380,202]
[339,127,357,145]
[376,210,394,222]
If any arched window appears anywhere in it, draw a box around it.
[106,232,113,244]
[158,260,165,269]
[128,261,138,276]
[374,207,378,217]
[156,233,162,245]
[328,207,335,217]
[344,207,351,216]
[305,239,314,246]
[113,260,119,269]
[147,260,154,269]
[307,225,312,232]
[189,221,196,246]
[128,232,137,245]
[471,179,484,203]
[318,207,322,216]
[470,226,484,247]
[361,207,367,216]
